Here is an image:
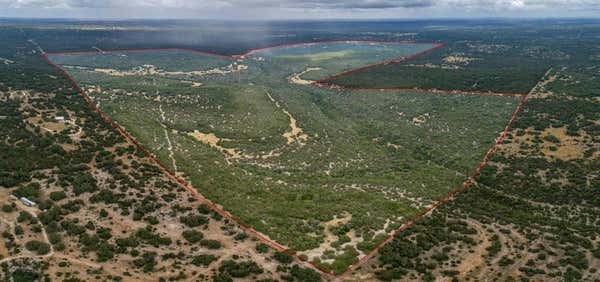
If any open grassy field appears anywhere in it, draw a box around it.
[49,41,521,273]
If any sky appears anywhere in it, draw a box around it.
[1,0,599,19]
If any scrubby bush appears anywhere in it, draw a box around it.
[273,251,294,264]
[218,260,263,278]
[180,214,208,227]
[182,230,204,243]
[255,243,269,253]
[25,240,51,255]
[49,191,67,201]
[290,265,322,282]
[191,254,218,266]
[200,239,221,249]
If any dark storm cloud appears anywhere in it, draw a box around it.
[280,0,435,9]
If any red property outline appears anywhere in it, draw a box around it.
[43,40,529,279]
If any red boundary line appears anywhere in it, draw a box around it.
[337,93,529,278]
[42,40,529,279]
[311,42,525,97]
[311,83,526,97]
[44,39,441,57]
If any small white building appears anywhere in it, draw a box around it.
[20,197,36,207]
[54,116,66,122]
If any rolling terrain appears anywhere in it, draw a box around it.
[48,41,522,274]
[0,19,598,281]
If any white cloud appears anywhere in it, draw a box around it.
[446,0,600,11]
[1,0,599,18]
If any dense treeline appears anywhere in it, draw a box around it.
[328,24,600,94]
[328,47,548,93]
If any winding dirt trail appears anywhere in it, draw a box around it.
[0,204,54,264]
[456,219,491,279]
[264,90,308,145]
[157,101,179,173]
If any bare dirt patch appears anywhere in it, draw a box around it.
[443,55,479,65]
[540,127,587,160]
[300,212,358,261]
[0,239,8,259]
[499,126,589,161]
[26,116,69,133]
[289,67,322,85]
[411,113,429,126]
[188,130,241,159]
[182,80,203,87]
[0,57,14,65]
[78,62,248,78]
[406,63,461,70]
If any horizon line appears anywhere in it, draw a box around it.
[2,16,600,22]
